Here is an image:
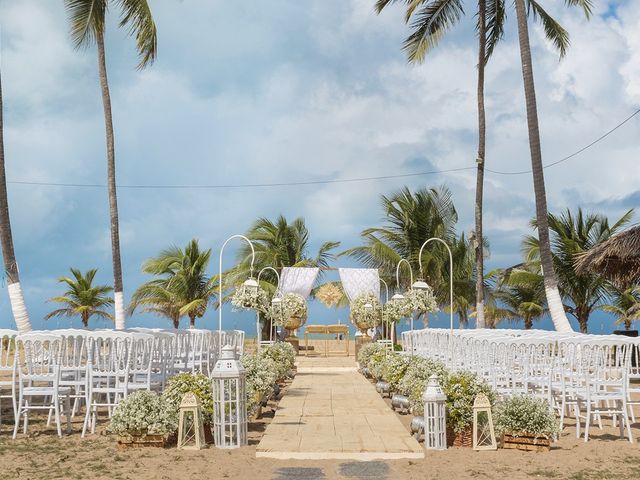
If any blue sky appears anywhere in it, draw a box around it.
[0,0,638,334]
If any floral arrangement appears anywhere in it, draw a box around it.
[356,342,387,369]
[315,283,344,308]
[260,342,296,380]
[367,347,391,380]
[231,284,269,312]
[349,292,382,329]
[442,371,496,433]
[380,353,413,391]
[109,390,178,437]
[494,396,559,439]
[404,287,439,316]
[162,372,213,417]
[241,352,278,414]
[397,356,448,415]
[271,293,307,326]
[383,297,411,324]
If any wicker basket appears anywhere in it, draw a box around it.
[447,426,473,448]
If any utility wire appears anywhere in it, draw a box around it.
[8,108,640,190]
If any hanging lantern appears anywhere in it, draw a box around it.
[472,393,497,451]
[211,345,247,449]
[411,279,430,291]
[177,392,206,450]
[423,374,447,450]
[243,277,259,294]
[391,293,405,303]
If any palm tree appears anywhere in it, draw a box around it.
[490,266,547,329]
[45,268,113,328]
[0,68,31,332]
[130,239,216,328]
[513,0,592,332]
[374,0,579,329]
[343,186,459,307]
[443,233,476,327]
[64,1,157,330]
[601,286,640,331]
[524,208,633,333]
[226,215,340,292]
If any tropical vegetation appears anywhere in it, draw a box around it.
[64,0,158,329]
[494,396,559,438]
[601,286,640,331]
[129,239,216,328]
[45,268,113,328]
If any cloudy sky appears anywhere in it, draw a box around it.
[0,0,638,333]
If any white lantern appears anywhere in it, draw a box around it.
[243,277,259,294]
[412,279,430,291]
[472,393,497,451]
[423,374,447,450]
[211,345,247,449]
[391,293,405,303]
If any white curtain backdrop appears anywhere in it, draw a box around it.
[278,267,319,299]
[338,268,380,302]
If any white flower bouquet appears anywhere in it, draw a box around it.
[109,390,178,438]
[271,293,307,327]
[231,285,269,312]
[404,287,439,315]
[349,292,382,330]
[494,396,559,439]
[383,297,412,324]
[241,352,279,414]
[163,372,213,417]
[260,342,296,380]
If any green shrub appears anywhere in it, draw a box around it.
[241,352,278,414]
[380,354,412,391]
[163,372,213,418]
[260,342,295,380]
[397,356,448,415]
[443,371,496,433]
[494,396,558,439]
[356,342,387,368]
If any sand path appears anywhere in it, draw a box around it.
[256,354,423,460]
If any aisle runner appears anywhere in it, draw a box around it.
[256,356,423,460]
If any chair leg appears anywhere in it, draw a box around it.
[54,395,62,438]
[65,395,72,434]
[12,390,23,439]
[622,399,634,443]
[23,400,29,435]
[584,403,591,442]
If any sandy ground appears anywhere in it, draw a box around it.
[2,345,640,479]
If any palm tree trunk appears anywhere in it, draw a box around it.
[97,31,125,330]
[189,313,196,329]
[524,316,533,330]
[0,68,31,333]
[474,0,487,329]
[514,0,572,333]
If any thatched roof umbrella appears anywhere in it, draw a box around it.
[575,225,640,287]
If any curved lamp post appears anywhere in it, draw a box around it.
[256,266,281,350]
[379,278,392,350]
[218,235,256,355]
[395,258,416,331]
[418,238,454,334]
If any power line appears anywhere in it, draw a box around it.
[8,108,640,190]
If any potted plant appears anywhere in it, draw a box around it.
[260,342,296,382]
[163,373,214,443]
[349,293,382,334]
[109,391,177,447]
[403,288,438,326]
[231,285,269,312]
[495,396,558,452]
[272,293,308,335]
[442,371,496,447]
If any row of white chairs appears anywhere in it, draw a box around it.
[0,328,244,438]
[402,328,640,443]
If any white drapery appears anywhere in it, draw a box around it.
[278,267,319,299]
[338,268,380,302]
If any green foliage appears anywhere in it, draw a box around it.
[163,373,213,417]
[64,0,157,69]
[524,208,634,332]
[494,396,559,438]
[260,342,296,380]
[380,354,413,391]
[109,391,177,437]
[397,356,448,415]
[129,239,216,328]
[231,285,269,313]
[240,352,278,414]
[45,268,113,328]
[601,286,640,331]
[443,371,496,433]
[356,342,387,369]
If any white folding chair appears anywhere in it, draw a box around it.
[13,333,71,438]
[0,329,17,430]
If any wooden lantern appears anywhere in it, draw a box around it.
[177,392,206,450]
[472,393,497,451]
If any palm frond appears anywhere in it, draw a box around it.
[116,0,157,68]
[526,0,569,57]
[64,0,107,49]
